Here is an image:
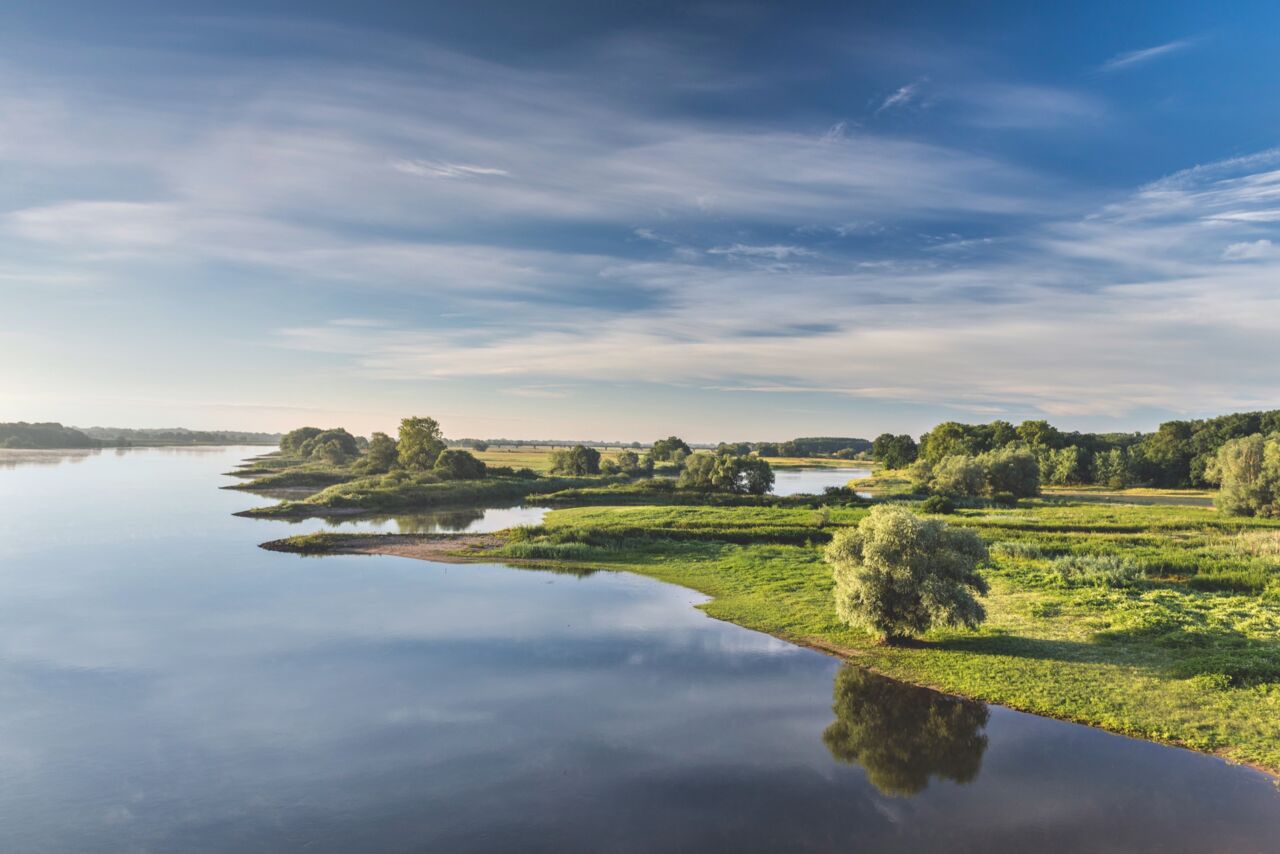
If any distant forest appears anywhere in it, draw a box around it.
[452,436,874,457]
[0,422,281,449]
[882,410,1280,489]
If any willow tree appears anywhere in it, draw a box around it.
[825,505,988,643]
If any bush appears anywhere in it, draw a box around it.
[361,431,399,473]
[920,495,955,514]
[825,505,989,642]
[991,540,1043,559]
[550,445,602,475]
[979,447,1040,497]
[929,455,987,497]
[991,492,1018,508]
[1050,555,1143,588]
[433,449,487,480]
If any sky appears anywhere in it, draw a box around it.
[3,1,1280,442]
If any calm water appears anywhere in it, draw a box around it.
[0,447,1277,852]
[245,502,551,535]
[771,465,870,496]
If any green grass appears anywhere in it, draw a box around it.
[225,466,357,491]
[484,498,1280,773]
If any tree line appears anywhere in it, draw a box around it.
[868,410,1280,491]
[280,423,777,495]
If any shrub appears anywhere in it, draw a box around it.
[979,447,1040,497]
[825,505,989,643]
[920,495,956,514]
[991,540,1043,559]
[1050,555,1143,589]
[550,445,602,475]
[433,449,487,480]
[929,455,987,498]
[991,492,1018,508]
[361,432,398,473]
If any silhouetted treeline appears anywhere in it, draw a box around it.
[0,422,99,449]
[1,422,281,449]
[80,427,282,445]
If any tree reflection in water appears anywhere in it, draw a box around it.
[822,665,989,796]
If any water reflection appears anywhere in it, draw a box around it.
[822,665,989,796]
[273,505,551,535]
[0,449,98,469]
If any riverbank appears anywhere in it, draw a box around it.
[262,499,1280,776]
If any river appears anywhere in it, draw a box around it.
[0,447,1276,852]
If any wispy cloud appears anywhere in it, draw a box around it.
[876,78,927,113]
[1099,39,1195,72]
[268,147,1280,418]
[707,244,815,260]
[391,159,510,178]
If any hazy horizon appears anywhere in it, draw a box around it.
[4,1,1279,440]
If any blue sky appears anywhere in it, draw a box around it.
[3,1,1280,441]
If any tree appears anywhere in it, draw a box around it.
[677,453,774,494]
[313,439,348,465]
[362,432,398,473]
[280,426,324,455]
[919,422,985,463]
[979,447,1040,497]
[471,441,490,453]
[549,444,601,475]
[297,428,359,462]
[928,454,987,497]
[601,449,653,476]
[1016,419,1064,451]
[1092,447,1132,489]
[398,416,446,471]
[1042,445,1088,486]
[822,666,988,796]
[825,505,989,643]
[872,433,919,469]
[1209,433,1280,517]
[433,448,487,480]
[650,436,691,462]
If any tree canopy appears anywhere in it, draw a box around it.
[549,444,602,475]
[649,436,692,462]
[872,433,919,469]
[361,432,398,473]
[1209,433,1280,517]
[826,505,989,642]
[676,453,774,494]
[398,416,446,471]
